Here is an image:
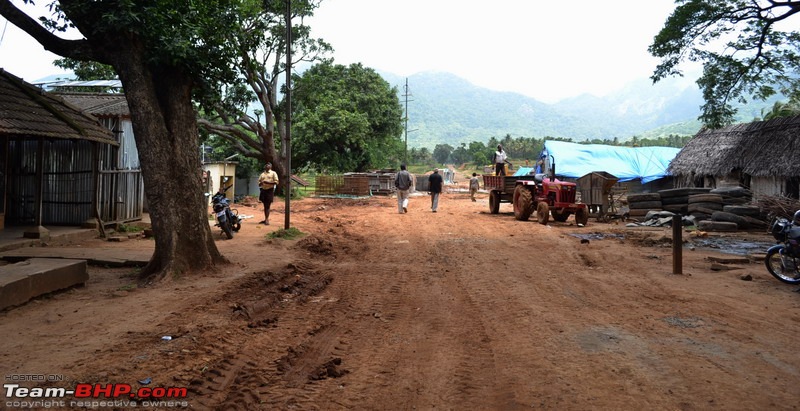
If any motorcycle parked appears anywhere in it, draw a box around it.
[210,185,242,239]
[765,211,800,284]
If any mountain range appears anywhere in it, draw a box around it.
[379,71,781,149]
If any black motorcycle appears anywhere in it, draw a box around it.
[210,186,242,239]
[765,213,800,284]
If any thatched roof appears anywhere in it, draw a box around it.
[669,114,800,177]
[0,69,118,146]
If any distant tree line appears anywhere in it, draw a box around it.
[410,133,693,168]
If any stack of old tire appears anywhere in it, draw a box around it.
[627,192,662,219]
[658,187,712,216]
[705,186,767,231]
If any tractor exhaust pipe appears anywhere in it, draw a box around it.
[549,155,556,182]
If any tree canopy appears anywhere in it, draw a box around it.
[649,0,800,128]
[291,62,404,172]
[196,0,331,183]
[0,0,268,282]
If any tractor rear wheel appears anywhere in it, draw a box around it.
[551,207,571,222]
[489,190,501,214]
[575,207,589,226]
[513,185,534,221]
[536,202,550,225]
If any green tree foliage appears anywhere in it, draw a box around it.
[649,0,800,128]
[760,90,800,120]
[408,147,434,167]
[0,0,263,281]
[51,59,120,92]
[291,62,404,172]
[53,59,117,81]
[196,0,332,183]
[432,144,454,164]
[409,133,691,168]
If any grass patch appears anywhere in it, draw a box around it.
[117,283,137,291]
[116,223,144,233]
[266,227,305,240]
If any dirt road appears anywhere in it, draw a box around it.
[1,191,798,410]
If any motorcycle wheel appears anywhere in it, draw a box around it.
[221,219,234,240]
[765,246,800,284]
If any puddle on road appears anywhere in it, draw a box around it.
[690,237,775,256]
[570,233,625,241]
[570,232,775,256]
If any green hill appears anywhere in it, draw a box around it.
[380,71,782,148]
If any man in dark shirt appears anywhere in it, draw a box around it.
[394,164,413,213]
[428,168,444,212]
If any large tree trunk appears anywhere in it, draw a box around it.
[0,0,228,283]
[114,48,227,282]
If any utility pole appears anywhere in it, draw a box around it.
[402,78,414,164]
[283,0,292,230]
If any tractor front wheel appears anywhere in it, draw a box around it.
[536,202,550,225]
[513,185,534,221]
[575,207,589,226]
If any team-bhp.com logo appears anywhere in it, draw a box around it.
[4,374,189,408]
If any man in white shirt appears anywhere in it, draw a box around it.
[493,145,507,176]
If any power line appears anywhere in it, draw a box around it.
[402,78,416,163]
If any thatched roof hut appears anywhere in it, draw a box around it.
[669,114,800,198]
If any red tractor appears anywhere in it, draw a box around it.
[483,157,589,225]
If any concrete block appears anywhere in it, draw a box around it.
[0,258,88,310]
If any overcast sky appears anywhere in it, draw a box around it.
[306,0,679,102]
[1,0,679,103]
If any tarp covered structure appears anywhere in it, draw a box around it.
[542,140,680,183]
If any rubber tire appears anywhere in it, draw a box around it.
[711,211,749,228]
[662,204,687,214]
[661,196,689,205]
[489,190,501,214]
[765,246,800,284]
[628,200,662,210]
[722,197,750,205]
[710,186,752,198]
[575,207,589,226]
[536,202,550,225]
[687,202,724,212]
[513,185,534,221]
[688,194,724,204]
[723,205,761,217]
[658,187,712,198]
[222,219,234,239]
[628,193,661,202]
[551,207,571,222]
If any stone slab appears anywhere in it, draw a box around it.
[0,258,88,311]
[0,248,151,267]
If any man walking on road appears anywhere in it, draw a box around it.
[394,164,413,214]
[469,172,480,202]
[258,162,279,225]
[428,168,444,212]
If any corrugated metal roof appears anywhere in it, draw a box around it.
[0,69,118,146]
[54,93,130,117]
[42,79,123,88]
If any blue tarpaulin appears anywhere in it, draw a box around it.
[542,141,680,183]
